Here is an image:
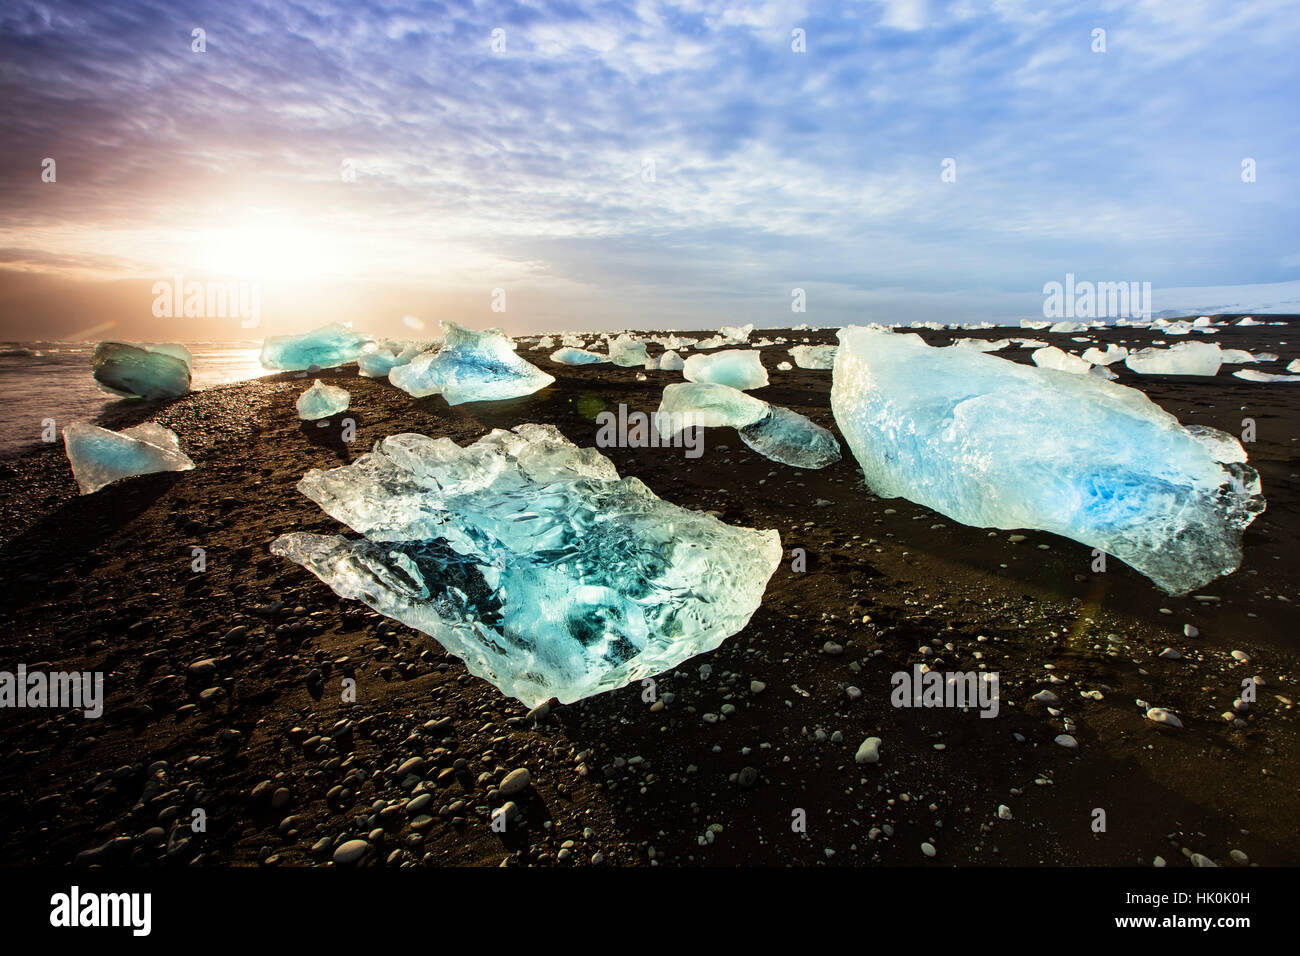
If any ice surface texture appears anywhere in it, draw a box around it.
[296,380,351,420]
[656,383,840,469]
[830,328,1264,595]
[260,323,372,371]
[388,323,554,404]
[682,350,769,390]
[92,342,192,399]
[63,421,195,494]
[271,424,781,705]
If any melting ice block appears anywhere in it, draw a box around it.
[550,347,609,366]
[63,421,195,494]
[1082,344,1128,365]
[655,383,840,469]
[607,335,649,368]
[738,407,841,469]
[260,324,372,371]
[1126,342,1222,377]
[683,350,769,390]
[270,424,781,706]
[789,345,838,369]
[1032,346,1092,375]
[388,323,554,404]
[92,342,192,399]
[657,350,685,372]
[1233,369,1300,383]
[297,380,351,420]
[357,342,423,378]
[830,328,1264,595]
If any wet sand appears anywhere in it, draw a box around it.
[0,319,1296,867]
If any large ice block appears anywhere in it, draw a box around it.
[260,323,372,371]
[92,342,192,399]
[654,382,770,433]
[296,380,351,420]
[270,424,782,706]
[63,421,195,494]
[830,328,1264,594]
[607,335,649,368]
[789,345,838,369]
[1126,342,1222,376]
[387,323,554,404]
[550,347,609,366]
[682,350,769,390]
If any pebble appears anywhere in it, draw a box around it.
[1145,707,1183,729]
[333,840,369,865]
[855,737,882,764]
[1054,734,1078,750]
[921,842,936,857]
[499,768,531,796]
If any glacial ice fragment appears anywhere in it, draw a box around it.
[738,407,842,469]
[1233,369,1300,383]
[607,335,649,367]
[550,347,609,366]
[387,323,554,404]
[63,421,195,494]
[657,350,685,372]
[259,323,372,371]
[1126,342,1222,376]
[1081,344,1128,365]
[296,380,351,420]
[789,345,838,369]
[270,424,782,706]
[92,342,192,399]
[654,383,770,434]
[830,328,1264,595]
[682,350,769,390]
[1032,346,1092,375]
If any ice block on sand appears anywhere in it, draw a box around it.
[260,323,372,371]
[63,421,195,494]
[296,380,351,420]
[388,323,554,404]
[92,342,192,399]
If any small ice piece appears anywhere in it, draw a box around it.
[259,323,372,371]
[658,350,685,372]
[830,328,1265,595]
[357,342,422,378]
[1032,346,1093,375]
[1082,344,1128,365]
[720,323,754,345]
[683,349,769,390]
[296,379,351,420]
[655,382,770,434]
[92,342,192,399]
[270,424,782,706]
[63,421,195,494]
[1237,316,1260,325]
[952,338,1010,352]
[789,344,838,369]
[607,335,649,367]
[738,406,841,469]
[777,361,793,371]
[550,347,609,366]
[1049,320,1089,333]
[388,322,554,404]
[1126,342,1222,376]
[1288,359,1300,373]
[1233,369,1300,383]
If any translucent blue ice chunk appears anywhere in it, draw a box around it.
[92,342,192,399]
[607,335,648,367]
[788,345,837,369]
[63,421,195,494]
[296,379,350,420]
[260,323,372,371]
[387,323,554,404]
[738,406,842,469]
[270,424,782,706]
[550,347,609,366]
[830,328,1265,594]
[682,349,769,390]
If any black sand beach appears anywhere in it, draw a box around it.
[0,321,1296,867]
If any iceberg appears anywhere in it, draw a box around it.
[63,421,195,494]
[259,323,372,371]
[1126,342,1222,376]
[683,350,769,390]
[607,335,649,368]
[92,342,192,399]
[550,347,609,366]
[388,323,554,404]
[296,380,351,420]
[271,424,782,706]
[789,345,838,369]
[830,328,1264,595]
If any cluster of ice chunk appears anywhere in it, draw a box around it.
[388,323,554,404]
[296,380,351,420]
[656,383,840,469]
[93,342,193,399]
[271,424,782,706]
[682,350,769,390]
[830,328,1264,595]
[63,421,195,494]
[260,323,372,371]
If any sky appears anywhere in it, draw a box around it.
[0,0,1297,341]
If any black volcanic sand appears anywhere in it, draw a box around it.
[0,319,1297,868]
